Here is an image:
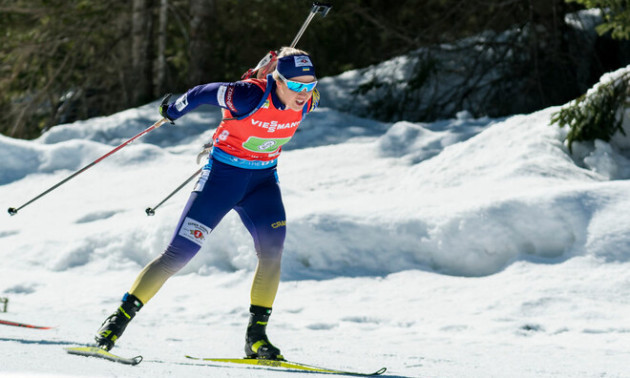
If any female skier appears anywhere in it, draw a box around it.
[94,47,319,361]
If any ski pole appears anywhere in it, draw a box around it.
[290,2,332,48]
[145,144,211,216]
[7,118,169,216]
[0,319,54,330]
[145,167,202,216]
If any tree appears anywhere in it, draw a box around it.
[551,71,630,153]
[550,0,630,152]
[1,0,629,139]
[132,0,156,105]
[568,0,630,40]
[155,0,169,97]
[188,0,215,86]
[0,0,129,138]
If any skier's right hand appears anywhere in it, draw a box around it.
[159,93,175,124]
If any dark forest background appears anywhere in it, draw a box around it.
[1,0,629,139]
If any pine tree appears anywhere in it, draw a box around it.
[551,71,630,153]
[551,0,630,152]
[568,0,630,40]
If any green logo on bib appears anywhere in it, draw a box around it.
[243,137,292,153]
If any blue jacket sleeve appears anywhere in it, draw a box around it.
[165,81,264,120]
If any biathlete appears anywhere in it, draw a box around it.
[94,47,319,360]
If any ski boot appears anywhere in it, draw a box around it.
[244,305,284,360]
[94,293,143,351]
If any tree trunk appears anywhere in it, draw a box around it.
[132,0,155,105]
[188,0,214,86]
[155,0,168,97]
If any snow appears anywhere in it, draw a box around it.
[2,56,630,377]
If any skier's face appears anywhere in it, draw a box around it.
[276,75,316,111]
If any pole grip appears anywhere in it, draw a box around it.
[312,2,332,17]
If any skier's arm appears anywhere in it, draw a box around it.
[161,82,264,121]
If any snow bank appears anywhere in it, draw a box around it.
[2,58,630,281]
[3,93,630,279]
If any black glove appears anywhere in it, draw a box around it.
[159,93,175,124]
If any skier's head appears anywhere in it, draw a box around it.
[273,47,317,111]
[274,47,316,80]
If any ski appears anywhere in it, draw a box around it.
[65,346,143,365]
[185,356,387,376]
[0,319,54,330]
